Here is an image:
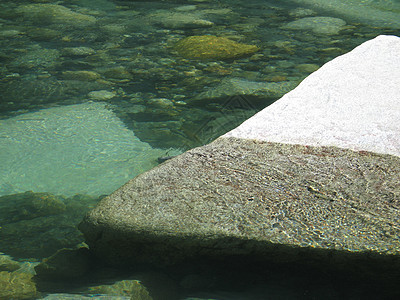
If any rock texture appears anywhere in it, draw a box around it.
[226,35,400,157]
[79,35,400,271]
[173,36,259,60]
[282,16,346,35]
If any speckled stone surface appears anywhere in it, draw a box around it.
[79,36,400,270]
[79,138,400,266]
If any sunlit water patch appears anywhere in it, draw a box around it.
[0,101,179,197]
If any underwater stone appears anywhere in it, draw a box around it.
[15,4,96,27]
[0,191,66,225]
[0,271,37,299]
[191,77,299,103]
[61,70,101,81]
[88,90,116,100]
[291,0,400,28]
[150,11,213,29]
[61,47,96,57]
[34,247,93,280]
[283,16,346,35]
[173,36,259,60]
[0,253,20,272]
[0,102,169,197]
[87,279,152,299]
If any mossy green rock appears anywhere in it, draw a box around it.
[0,271,37,299]
[174,35,259,60]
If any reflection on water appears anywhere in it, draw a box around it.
[0,0,399,298]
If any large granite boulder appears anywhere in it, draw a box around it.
[79,36,400,272]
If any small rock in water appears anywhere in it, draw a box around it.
[283,16,346,35]
[62,70,101,81]
[88,90,115,100]
[62,47,96,57]
[173,35,259,60]
[15,4,97,27]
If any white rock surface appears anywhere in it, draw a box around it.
[225,35,400,157]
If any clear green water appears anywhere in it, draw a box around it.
[0,0,399,299]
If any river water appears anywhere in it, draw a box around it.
[0,0,399,299]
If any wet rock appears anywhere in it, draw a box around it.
[147,98,174,109]
[150,11,213,29]
[42,294,129,299]
[290,0,400,28]
[26,28,61,41]
[34,247,93,280]
[295,63,319,73]
[0,253,20,272]
[283,16,346,35]
[101,66,133,80]
[0,76,106,112]
[0,271,37,299]
[61,47,96,57]
[0,29,21,38]
[61,70,101,81]
[0,191,66,225]
[10,46,60,70]
[88,89,116,100]
[191,77,298,104]
[87,279,152,299]
[289,7,316,18]
[15,4,96,27]
[0,209,87,259]
[0,102,169,198]
[173,36,259,60]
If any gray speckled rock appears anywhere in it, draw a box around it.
[79,36,400,273]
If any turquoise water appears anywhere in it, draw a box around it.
[0,0,399,299]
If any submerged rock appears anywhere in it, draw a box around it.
[0,193,98,259]
[0,271,37,299]
[291,0,400,28]
[15,4,96,27]
[150,11,214,29]
[173,36,259,60]
[0,191,66,225]
[0,102,169,197]
[0,253,20,272]
[191,77,298,103]
[35,247,93,280]
[283,16,346,35]
[87,279,152,299]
